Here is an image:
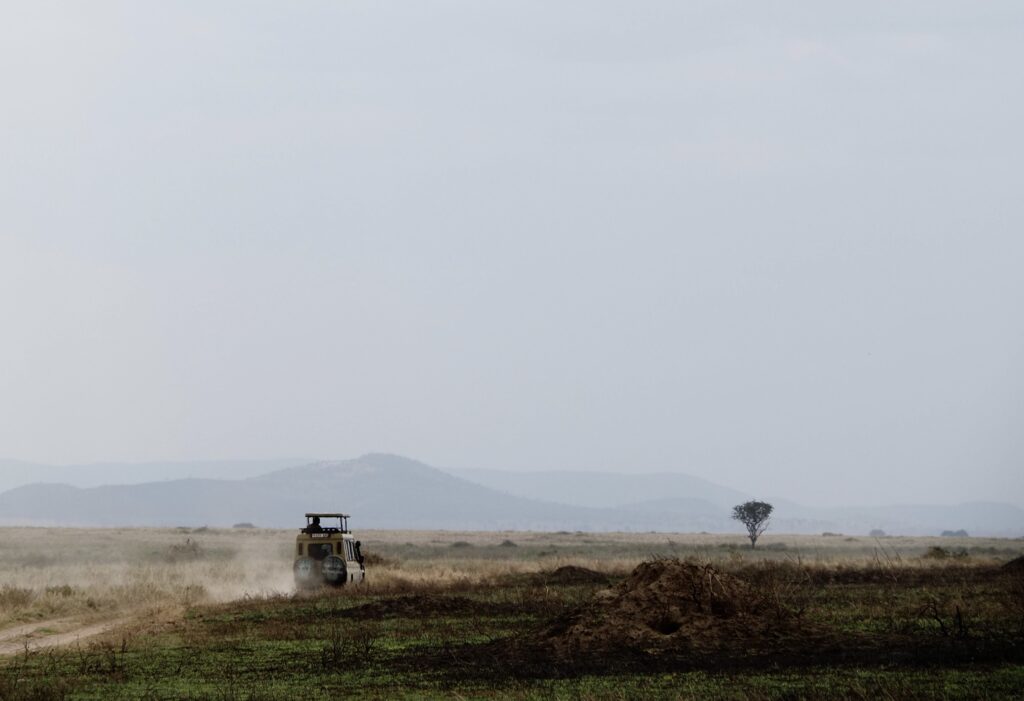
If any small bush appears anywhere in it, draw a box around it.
[361,552,390,566]
[45,585,75,598]
[924,546,968,560]
[0,585,33,609]
[449,541,473,549]
[498,539,518,548]
[869,529,887,538]
[167,539,204,561]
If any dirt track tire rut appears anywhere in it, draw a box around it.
[0,618,130,656]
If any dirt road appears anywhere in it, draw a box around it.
[0,617,130,656]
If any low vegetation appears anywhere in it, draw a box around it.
[0,528,1022,699]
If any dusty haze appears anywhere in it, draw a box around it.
[0,2,1021,508]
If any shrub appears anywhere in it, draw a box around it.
[0,585,33,609]
[925,546,969,560]
[45,585,75,598]
[167,539,204,561]
[869,529,887,537]
[318,620,382,672]
[498,539,518,548]
[361,552,390,566]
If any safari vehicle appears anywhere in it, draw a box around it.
[293,513,366,589]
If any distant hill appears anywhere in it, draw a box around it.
[446,468,750,509]
[0,458,311,494]
[0,454,1020,536]
[0,454,745,531]
[0,455,624,530]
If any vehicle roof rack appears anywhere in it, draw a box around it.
[303,513,350,534]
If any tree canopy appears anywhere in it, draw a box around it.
[732,500,773,549]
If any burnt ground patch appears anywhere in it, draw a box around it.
[401,559,1024,680]
[335,594,522,620]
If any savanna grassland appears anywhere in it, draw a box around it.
[1,527,1023,700]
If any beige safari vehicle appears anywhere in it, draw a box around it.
[293,513,366,589]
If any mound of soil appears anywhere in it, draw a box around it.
[341,594,517,620]
[536,559,796,660]
[536,566,610,586]
[1002,555,1024,574]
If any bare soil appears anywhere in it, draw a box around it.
[0,617,131,656]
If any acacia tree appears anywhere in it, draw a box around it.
[732,500,773,549]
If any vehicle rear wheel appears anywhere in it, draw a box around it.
[293,556,318,588]
[321,555,347,586]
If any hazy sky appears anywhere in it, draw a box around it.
[1,2,1021,507]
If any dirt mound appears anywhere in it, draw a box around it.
[529,559,815,664]
[342,595,517,620]
[1002,555,1024,573]
[536,566,610,586]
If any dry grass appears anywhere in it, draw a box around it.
[0,527,295,627]
[0,526,1019,629]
